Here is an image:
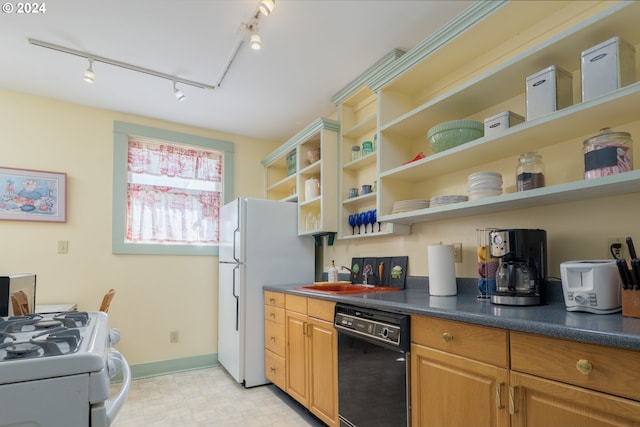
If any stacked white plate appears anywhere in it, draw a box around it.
[468,171,502,200]
[429,194,468,207]
[391,199,430,214]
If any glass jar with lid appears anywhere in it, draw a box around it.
[516,152,545,191]
[351,145,361,162]
[583,127,633,179]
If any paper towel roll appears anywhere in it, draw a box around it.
[428,244,457,296]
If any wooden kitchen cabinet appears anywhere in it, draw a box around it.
[411,315,510,427]
[261,118,340,236]
[264,291,286,389]
[509,331,640,426]
[284,294,338,427]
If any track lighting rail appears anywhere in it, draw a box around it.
[27,38,217,91]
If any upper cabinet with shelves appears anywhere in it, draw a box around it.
[262,118,340,236]
[367,0,640,224]
[331,50,410,239]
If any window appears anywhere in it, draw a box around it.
[113,121,234,255]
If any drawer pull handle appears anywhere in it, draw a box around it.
[576,359,593,375]
[496,382,504,409]
[442,332,454,343]
[269,298,276,303]
[270,367,276,373]
[269,312,276,318]
[509,385,516,415]
[270,336,276,342]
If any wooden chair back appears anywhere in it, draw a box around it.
[99,288,116,313]
[10,290,30,316]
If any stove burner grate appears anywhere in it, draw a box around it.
[4,342,41,360]
[34,320,63,330]
[54,311,89,327]
[0,332,16,344]
[0,314,44,333]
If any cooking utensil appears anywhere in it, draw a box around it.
[617,258,631,290]
[626,236,637,259]
[632,259,640,290]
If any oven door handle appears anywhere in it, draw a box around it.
[105,349,131,426]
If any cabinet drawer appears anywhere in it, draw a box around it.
[511,331,640,401]
[264,305,285,325]
[307,298,335,322]
[265,319,285,356]
[265,349,286,390]
[411,316,508,368]
[265,291,285,308]
[285,294,307,314]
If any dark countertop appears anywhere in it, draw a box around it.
[264,282,640,352]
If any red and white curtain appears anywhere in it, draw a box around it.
[126,138,222,245]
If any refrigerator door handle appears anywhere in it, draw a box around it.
[232,263,240,331]
[233,200,241,263]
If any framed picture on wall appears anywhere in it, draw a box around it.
[0,167,67,222]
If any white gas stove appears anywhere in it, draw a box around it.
[0,311,130,427]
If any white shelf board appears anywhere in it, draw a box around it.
[380,170,640,225]
[379,1,640,137]
[380,83,640,182]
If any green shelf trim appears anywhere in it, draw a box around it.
[313,232,336,247]
[369,0,507,91]
[330,49,405,105]
[261,117,340,166]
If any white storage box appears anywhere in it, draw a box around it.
[581,36,636,102]
[526,65,573,121]
[484,111,525,136]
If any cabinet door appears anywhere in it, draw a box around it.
[308,317,338,427]
[411,343,509,427]
[285,310,308,406]
[510,371,640,427]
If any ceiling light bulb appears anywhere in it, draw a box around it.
[173,81,185,101]
[258,0,275,16]
[250,33,262,50]
[84,59,95,83]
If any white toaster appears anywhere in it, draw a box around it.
[560,260,622,314]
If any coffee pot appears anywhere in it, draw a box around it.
[489,228,547,305]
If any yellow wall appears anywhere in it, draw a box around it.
[0,89,278,365]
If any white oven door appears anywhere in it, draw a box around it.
[0,374,91,427]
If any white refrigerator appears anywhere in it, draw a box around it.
[217,198,315,387]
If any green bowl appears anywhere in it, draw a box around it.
[427,120,484,153]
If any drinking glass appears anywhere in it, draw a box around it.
[366,210,376,233]
[356,212,366,234]
[348,214,357,235]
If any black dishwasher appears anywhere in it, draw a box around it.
[334,303,410,427]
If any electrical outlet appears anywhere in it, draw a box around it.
[169,330,179,343]
[453,243,462,263]
[57,240,69,254]
[607,237,626,259]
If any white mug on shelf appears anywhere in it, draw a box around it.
[304,177,320,200]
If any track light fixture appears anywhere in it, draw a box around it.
[28,38,216,95]
[83,58,95,83]
[30,0,277,93]
[258,0,275,16]
[173,80,185,101]
[249,22,262,50]
[216,0,276,86]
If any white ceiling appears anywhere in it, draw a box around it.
[0,0,473,142]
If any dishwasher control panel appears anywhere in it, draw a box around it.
[334,304,410,351]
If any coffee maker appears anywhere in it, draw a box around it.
[489,229,547,306]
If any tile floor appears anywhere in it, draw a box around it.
[110,366,326,427]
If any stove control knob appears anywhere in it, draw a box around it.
[110,328,121,345]
[381,327,389,339]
